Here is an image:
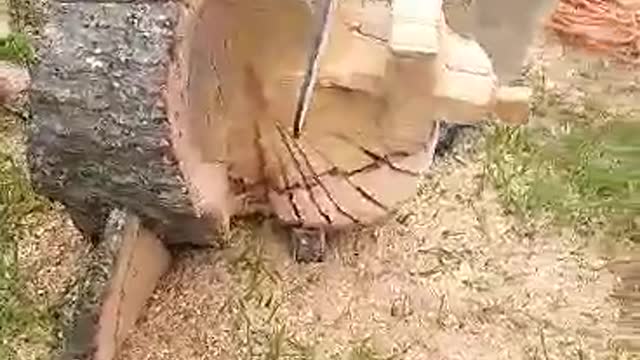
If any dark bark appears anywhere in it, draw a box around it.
[290,227,327,263]
[27,0,214,244]
[57,209,128,360]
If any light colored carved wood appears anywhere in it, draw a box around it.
[390,0,443,57]
[167,0,533,229]
[433,24,497,123]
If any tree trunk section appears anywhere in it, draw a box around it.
[27,0,535,246]
[28,0,215,244]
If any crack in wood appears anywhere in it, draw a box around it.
[274,148,304,223]
[293,0,334,138]
[275,123,333,225]
[346,22,388,44]
[287,134,362,225]
[328,132,418,174]
[344,177,390,211]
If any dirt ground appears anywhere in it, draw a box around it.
[114,128,624,360]
[14,13,639,360]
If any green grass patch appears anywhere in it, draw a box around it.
[2,0,40,65]
[485,88,640,241]
[0,112,55,359]
[0,32,35,65]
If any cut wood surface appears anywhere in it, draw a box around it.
[433,25,497,123]
[390,0,443,56]
[59,210,170,360]
[28,0,537,245]
[618,0,640,9]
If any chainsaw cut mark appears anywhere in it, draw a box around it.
[293,0,335,138]
[268,130,362,225]
[274,146,304,223]
[290,133,396,218]
[329,132,423,177]
[275,123,333,225]
[257,116,304,223]
[344,176,390,212]
[328,132,387,161]
[327,133,424,209]
[286,132,366,224]
[295,131,381,176]
[385,159,423,177]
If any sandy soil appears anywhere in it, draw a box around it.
[117,130,622,359]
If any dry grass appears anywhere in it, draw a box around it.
[2,0,39,65]
[0,110,87,359]
[485,67,639,244]
[0,111,55,359]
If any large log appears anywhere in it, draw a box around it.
[28,1,212,243]
[28,0,541,248]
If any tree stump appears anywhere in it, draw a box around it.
[28,0,542,252]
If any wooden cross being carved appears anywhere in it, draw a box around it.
[29,0,556,262]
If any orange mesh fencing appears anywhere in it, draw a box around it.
[547,0,640,64]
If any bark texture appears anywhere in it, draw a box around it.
[27,0,213,244]
[59,209,128,360]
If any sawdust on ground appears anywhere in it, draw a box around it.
[118,130,623,359]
